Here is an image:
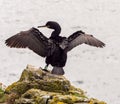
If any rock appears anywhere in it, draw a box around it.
[0,83,7,103]
[5,65,106,104]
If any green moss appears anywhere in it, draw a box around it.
[5,81,31,95]
[89,98,107,104]
[34,79,70,93]
[56,102,66,104]
[0,87,7,103]
[15,89,88,104]
[0,94,7,103]
[51,94,88,104]
[0,88,4,98]
[5,77,70,97]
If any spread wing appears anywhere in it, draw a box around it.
[5,27,54,57]
[65,31,105,52]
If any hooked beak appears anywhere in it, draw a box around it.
[37,25,47,28]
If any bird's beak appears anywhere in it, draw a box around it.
[37,25,47,28]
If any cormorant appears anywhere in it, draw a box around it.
[5,21,105,75]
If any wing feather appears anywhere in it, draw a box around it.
[5,28,50,57]
[66,31,105,52]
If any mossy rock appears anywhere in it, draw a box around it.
[5,65,106,104]
[89,98,107,104]
[0,88,4,98]
[6,65,71,95]
[0,87,7,103]
[15,89,88,104]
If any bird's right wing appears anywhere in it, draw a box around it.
[65,31,105,52]
[5,27,55,57]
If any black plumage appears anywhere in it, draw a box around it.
[5,21,105,75]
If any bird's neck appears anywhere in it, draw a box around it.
[51,29,61,38]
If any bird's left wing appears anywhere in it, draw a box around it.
[5,27,54,57]
[65,31,105,52]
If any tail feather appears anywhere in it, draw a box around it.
[51,67,64,75]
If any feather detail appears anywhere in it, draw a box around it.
[65,31,105,52]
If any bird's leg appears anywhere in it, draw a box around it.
[43,64,49,72]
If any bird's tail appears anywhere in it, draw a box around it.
[51,67,64,75]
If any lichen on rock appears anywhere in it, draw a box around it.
[0,83,7,103]
[4,65,106,104]
[15,88,87,104]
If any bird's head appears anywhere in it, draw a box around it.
[38,21,61,31]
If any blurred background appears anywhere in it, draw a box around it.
[0,0,120,104]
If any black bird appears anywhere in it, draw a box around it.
[5,21,105,75]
